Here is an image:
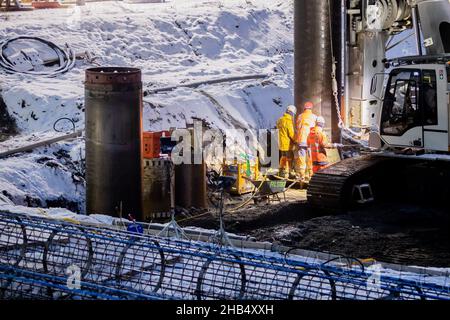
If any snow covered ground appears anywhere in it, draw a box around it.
[1,0,293,133]
[0,0,294,211]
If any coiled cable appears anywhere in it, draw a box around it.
[0,36,76,76]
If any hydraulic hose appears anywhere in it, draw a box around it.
[0,36,76,76]
[178,169,300,224]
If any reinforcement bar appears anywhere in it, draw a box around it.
[0,211,449,300]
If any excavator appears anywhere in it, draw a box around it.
[303,0,450,211]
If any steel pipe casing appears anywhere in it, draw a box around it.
[294,0,334,136]
[85,67,143,220]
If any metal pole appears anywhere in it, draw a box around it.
[330,0,345,142]
[294,0,333,135]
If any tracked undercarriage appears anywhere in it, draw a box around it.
[307,153,450,212]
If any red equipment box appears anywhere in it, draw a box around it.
[143,131,170,159]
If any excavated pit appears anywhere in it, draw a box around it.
[182,194,450,268]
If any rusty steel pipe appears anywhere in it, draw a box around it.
[294,0,334,138]
[85,67,143,220]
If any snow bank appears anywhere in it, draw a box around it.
[0,203,115,225]
[0,0,293,133]
[0,138,85,212]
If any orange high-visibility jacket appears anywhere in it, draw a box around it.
[276,112,295,152]
[296,110,317,146]
[307,127,330,166]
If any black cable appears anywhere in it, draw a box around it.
[0,36,76,76]
[53,117,76,133]
[322,255,365,273]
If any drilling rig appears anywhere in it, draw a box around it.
[298,0,450,211]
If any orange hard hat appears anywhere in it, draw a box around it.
[304,101,314,110]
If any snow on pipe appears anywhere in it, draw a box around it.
[1,211,450,300]
[0,36,76,76]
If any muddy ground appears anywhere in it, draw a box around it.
[181,194,450,268]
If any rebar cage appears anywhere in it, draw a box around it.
[0,211,449,300]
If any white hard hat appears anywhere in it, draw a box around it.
[286,105,297,115]
[316,116,326,126]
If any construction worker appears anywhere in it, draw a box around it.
[294,101,317,181]
[276,105,296,178]
[307,116,342,173]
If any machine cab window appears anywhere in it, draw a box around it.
[440,22,450,53]
[381,69,438,136]
[421,70,438,126]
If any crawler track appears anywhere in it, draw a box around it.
[307,155,392,212]
[308,153,450,212]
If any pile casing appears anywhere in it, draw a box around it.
[85,67,143,220]
[294,0,333,134]
[175,163,207,210]
[142,159,174,220]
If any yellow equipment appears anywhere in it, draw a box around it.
[223,160,259,195]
